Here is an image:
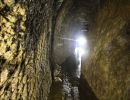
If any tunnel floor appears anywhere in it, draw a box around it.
[47,72,80,100]
[48,56,98,100]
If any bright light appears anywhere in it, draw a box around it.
[75,47,85,57]
[75,36,87,78]
[76,37,86,47]
[75,36,87,57]
[74,35,88,78]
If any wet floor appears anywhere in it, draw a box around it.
[48,55,98,100]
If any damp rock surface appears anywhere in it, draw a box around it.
[82,0,130,100]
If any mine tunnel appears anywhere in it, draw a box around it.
[0,0,130,100]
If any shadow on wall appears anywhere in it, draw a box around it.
[61,54,78,77]
[79,75,99,100]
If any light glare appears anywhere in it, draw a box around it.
[76,37,86,46]
[75,47,85,57]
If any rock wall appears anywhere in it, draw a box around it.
[0,0,53,99]
[82,0,130,100]
[53,0,74,64]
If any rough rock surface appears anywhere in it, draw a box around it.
[82,0,130,100]
[0,0,53,99]
[53,0,74,64]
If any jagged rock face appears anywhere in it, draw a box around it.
[82,0,130,100]
[0,0,53,100]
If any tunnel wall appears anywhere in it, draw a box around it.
[53,0,74,64]
[82,0,130,100]
[0,0,54,99]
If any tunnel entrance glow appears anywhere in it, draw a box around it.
[75,36,87,57]
[76,37,87,47]
[75,36,87,78]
